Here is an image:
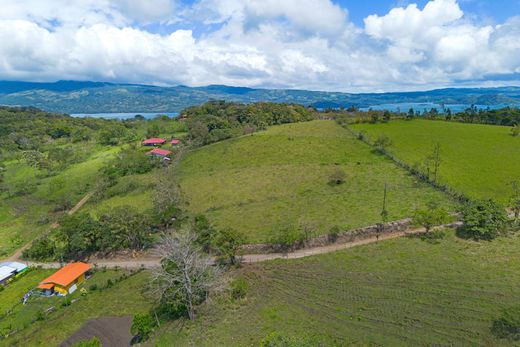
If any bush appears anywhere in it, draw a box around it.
[328,168,346,185]
[460,199,507,240]
[89,284,98,291]
[230,277,249,300]
[270,227,304,251]
[328,225,342,242]
[131,313,156,341]
[492,306,520,340]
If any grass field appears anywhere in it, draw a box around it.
[0,269,54,315]
[1,269,152,346]
[177,120,455,243]
[0,146,118,257]
[151,229,520,346]
[351,120,520,203]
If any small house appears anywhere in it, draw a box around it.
[142,138,166,146]
[37,262,91,296]
[146,148,172,160]
[0,262,28,285]
[171,139,180,147]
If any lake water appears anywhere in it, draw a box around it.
[70,112,179,120]
[359,103,514,113]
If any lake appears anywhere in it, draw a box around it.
[70,112,179,120]
[359,103,514,113]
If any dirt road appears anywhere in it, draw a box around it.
[2,191,94,262]
[24,222,463,269]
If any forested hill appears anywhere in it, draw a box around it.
[1,80,520,113]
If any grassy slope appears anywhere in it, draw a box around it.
[177,120,454,243]
[0,269,54,314]
[152,229,520,346]
[352,120,520,202]
[1,270,151,347]
[0,146,117,257]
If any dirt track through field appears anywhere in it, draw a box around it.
[26,222,463,269]
[2,191,94,262]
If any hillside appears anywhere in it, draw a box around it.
[352,120,520,203]
[151,229,520,346]
[177,120,454,243]
[1,80,520,113]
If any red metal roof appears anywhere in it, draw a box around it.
[38,262,91,288]
[142,138,166,145]
[171,139,180,144]
[146,148,172,156]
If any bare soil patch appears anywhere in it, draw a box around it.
[60,316,132,347]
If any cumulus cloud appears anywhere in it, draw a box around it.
[0,0,519,91]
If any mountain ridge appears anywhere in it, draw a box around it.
[1,80,520,113]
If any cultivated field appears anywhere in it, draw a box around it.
[177,120,454,243]
[352,120,520,202]
[152,229,520,346]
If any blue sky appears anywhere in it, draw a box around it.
[0,0,520,92]
[338,0,520,26]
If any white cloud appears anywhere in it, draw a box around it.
[0,0,519,91]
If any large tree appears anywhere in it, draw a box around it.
[152,232,224,320]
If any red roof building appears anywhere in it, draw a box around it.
[171,139,180,146]
[142,138,166,146]
[146,148,172,158]
[37,262,91,295]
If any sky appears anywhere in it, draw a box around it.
[1,0,520,92]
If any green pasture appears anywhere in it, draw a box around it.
[352,120,520,202]
[177,120,455,243]
[152,229,520,346]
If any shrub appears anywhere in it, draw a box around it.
[492,306,520,340]
[460,199,507,240]
[270,227,304,251]
[328,168,346,185]
[35,310,45,321]
[230,277,249,300]
[328,225,342,242]
[131,313,156,342]
[89,284,98,291]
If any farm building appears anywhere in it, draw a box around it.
[146,147,172,160]
[142,138,166,146]
[0,262,28,285]
[37,262,91,296]
[171,139,180,146]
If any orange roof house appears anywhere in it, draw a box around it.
[37,262,91,295]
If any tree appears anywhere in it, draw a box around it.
[152,232,224,320]
[461,199,507,240]
[374,134,392,153]
[412,205,450,233]
[328,167,346,185]
[510,181,520,223]
[193,214,214,252]
[512,124,520,137]
[212,228,245,265]
[428,142,442,182]
[131,313,155,342]
[492,306,520,340]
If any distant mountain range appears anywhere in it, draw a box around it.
[1,80,520,113]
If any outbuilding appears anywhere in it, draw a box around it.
[0,262,28,285]
[142,138,166,146]
[171,139,180,146]
[146,148,172,160]
[37,262,91,296]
